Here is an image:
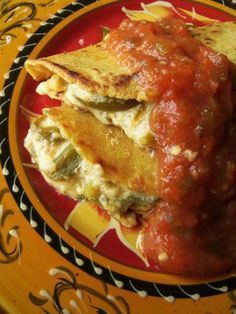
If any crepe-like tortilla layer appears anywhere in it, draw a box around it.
[25,45,147,102]
[25,22,236,103]
[44,105,157,195]
[191,22,236,70]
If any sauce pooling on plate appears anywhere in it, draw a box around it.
[103,18,236,275]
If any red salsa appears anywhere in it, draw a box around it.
[103,18,236,275]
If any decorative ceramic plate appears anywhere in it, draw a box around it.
[0,0,236,313]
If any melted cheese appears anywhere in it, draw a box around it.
[24,116,157,227]
[37,78,154,147]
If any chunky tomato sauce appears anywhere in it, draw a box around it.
[103,18,236,275]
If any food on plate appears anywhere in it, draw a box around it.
[24,105,158,227]
[24,17,236,275]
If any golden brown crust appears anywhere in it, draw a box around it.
[25,45,148,102]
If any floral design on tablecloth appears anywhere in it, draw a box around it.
[0,188,22,264]
[0,0,57,45]
[29,266,130,314]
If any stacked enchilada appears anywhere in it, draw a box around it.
[24,18,236,275]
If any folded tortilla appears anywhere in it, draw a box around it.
[25,105,158,227]
[25,44,146,102]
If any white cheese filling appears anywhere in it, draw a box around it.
[37,78,154,147]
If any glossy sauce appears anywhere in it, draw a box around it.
[103,18,236,275]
